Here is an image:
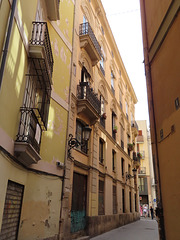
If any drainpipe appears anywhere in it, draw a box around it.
[140,1,166,239]
[0,0,17,91]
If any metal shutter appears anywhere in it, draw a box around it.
[0,180,24,240]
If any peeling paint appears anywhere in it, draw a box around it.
[60,47,67,63]
[47,191,53,198]
[64,29,69,40]
[45,219,50,228]
[64,86,69,103]
[54,38,59,57]
[48,200,51,206]
[65,18,69,26]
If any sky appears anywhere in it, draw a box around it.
[102,0,150,127]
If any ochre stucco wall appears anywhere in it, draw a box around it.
[144,0,171,47]
[150,12,180,240]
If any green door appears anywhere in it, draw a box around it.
[71,172,87,233]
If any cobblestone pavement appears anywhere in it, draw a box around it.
[90,218,159,240]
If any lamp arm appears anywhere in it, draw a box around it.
[68,134,80,154]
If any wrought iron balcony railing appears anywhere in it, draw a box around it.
[133,152,140,168]
[16,108,42,153]
[29,22,54,80]
[79,22,101,56]
[77,82,101,115]
[79,23,101,64]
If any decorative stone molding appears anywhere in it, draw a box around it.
[79,50,93,78]
[110,99,117,115]
[98,80,108,103]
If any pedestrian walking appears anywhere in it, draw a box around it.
[143,204,148,217]
[150,206,154,220]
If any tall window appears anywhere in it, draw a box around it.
[16,61,51,154]
[126,101,128,120]
[99,138,104,164]
[121,157,124,177]
[139,177,146,192]
[100,55,104,69]
[129,191,132,212]
[100,46,105,76]
[113,185,117,214]
[120,125,124,149]
[76,120,88,154]
[135,193,137,212]
[81,66,90,83]
[100,95,105,115]
[111,71,115,95]
[127,134,130,156]
[112,111,116,139]
[83,15,87,24]
[119,90,123,109]
[122,188,125,213]
[112,150,116,171]
[128,164,131,175]
[98,180,105,215]
[100,95,105,128]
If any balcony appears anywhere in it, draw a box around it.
[139,167,146,175]
[133,152,140,169]
[140,151,145,159]
[77,82,101,124]
[14,108,42,166]
[79,23,101,65]
[131,120,138,137]
[29,22,54,85]
[45,0,60,21]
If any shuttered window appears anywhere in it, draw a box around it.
[113,185,117,214]
[98,180,104,215]
[0,181,24,240]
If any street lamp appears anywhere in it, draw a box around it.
[68,125,92,157]
[126,168,137,181]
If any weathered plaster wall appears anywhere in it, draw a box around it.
[0,152,62,240]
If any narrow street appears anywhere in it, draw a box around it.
[90,218,159,240]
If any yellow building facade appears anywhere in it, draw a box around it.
[60,0,140,239]
[0,0,74,239]
[140,0,180,239]
[136,120,156,213]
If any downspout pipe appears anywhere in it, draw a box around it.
[0,0,17,91]
[140,0,166,239]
